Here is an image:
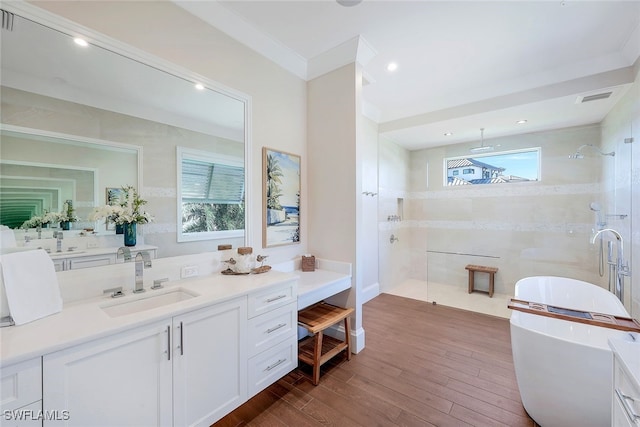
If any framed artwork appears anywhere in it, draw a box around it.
[262,147,300,248]
[105,187,123,230]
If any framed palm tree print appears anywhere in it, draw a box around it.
[262,147,300,247]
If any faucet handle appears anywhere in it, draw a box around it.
[103,287,124,298]
[151,278,169,290]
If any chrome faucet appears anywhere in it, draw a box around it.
[592,228,630,302]
[117,247,132,262]
[134,251,152,293]
[54,231,63,252]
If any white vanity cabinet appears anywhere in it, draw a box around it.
[0,357,42,427]
[43,320,173,426]
[52,254,116,271]
[43,296,247,427]
[50,247,156,271]
[173,297,247,426]
[246,280,298,397]
[610,336,640,426]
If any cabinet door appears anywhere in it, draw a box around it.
[173,296,247,427]
[43,320,172,426]
[52,259,66,272]
[0,357,41,412]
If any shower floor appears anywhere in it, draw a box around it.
[387,279,513,319]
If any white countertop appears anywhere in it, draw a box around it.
[609,333,640,387]
[0,270,297,367]
[296,268,351,310]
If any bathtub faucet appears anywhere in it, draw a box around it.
[592,228,630,303]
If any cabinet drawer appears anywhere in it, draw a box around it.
[1,358,42,412]
[248,302,296,357]
[247,334,297,397]
[615,359,640,426]
[68,254,115,269]
[247,280,296,318]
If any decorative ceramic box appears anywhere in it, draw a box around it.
[301,255,316,272]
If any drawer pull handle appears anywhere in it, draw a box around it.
[266,323,287,334]
[264,358,287,372]
[179,321,184,356]
[616,389,640,422]
[266,294,287,303]
[166,325,171,361]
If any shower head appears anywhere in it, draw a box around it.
[470,128,494,153]
[569,144,614,159]
[589,202,601,212]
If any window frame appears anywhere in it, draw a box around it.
[443,147,541,186]
[177,146,245,242]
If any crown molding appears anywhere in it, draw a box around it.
[173,1,308,80]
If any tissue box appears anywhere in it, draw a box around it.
[301,255,316,272]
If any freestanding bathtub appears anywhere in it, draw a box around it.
[510,276,631,427]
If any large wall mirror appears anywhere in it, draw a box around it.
[0,5,251,258]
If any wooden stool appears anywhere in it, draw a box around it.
[297,302,354,385]
[465,264,498,297]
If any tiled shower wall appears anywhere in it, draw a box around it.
[380,124,608,298]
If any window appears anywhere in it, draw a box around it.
[444,147,541,186]
[177,147,245,242]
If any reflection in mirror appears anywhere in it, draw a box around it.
[177,147,245,242]
[0,126,138,232]
[0,7,250,257]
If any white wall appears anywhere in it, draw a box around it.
[307,63,367,351]
[378,134,411,293]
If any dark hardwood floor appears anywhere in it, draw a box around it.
[213,293,534,426]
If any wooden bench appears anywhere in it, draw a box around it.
[465,264,498,297]
[297,302,354,385]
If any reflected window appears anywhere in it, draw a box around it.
[444,148,540,186]
[177,147,245,242]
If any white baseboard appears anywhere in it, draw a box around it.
[323,323,366,354]
[361,282,380,304]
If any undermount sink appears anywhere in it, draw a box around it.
[101,288,199,318]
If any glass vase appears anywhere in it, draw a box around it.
[123,222,137,247]
[115,223,124,235]
[60,221,71,230]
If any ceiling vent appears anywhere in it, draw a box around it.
[1,9,14,31]
[575,91,613,104]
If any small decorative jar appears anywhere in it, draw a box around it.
[233,247,255,273]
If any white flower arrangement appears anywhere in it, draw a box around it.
[20,211,59,228]
[89,185,154,225]
[55,202,79,223]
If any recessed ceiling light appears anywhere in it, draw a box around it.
[194,83,205,91]
[444,132,453,136]
[73,37,88,47]
[516,119,528,124]
[386,62,398,72]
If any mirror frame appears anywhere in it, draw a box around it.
[2,2,253,249]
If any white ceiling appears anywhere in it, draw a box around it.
[176,0,640,150]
